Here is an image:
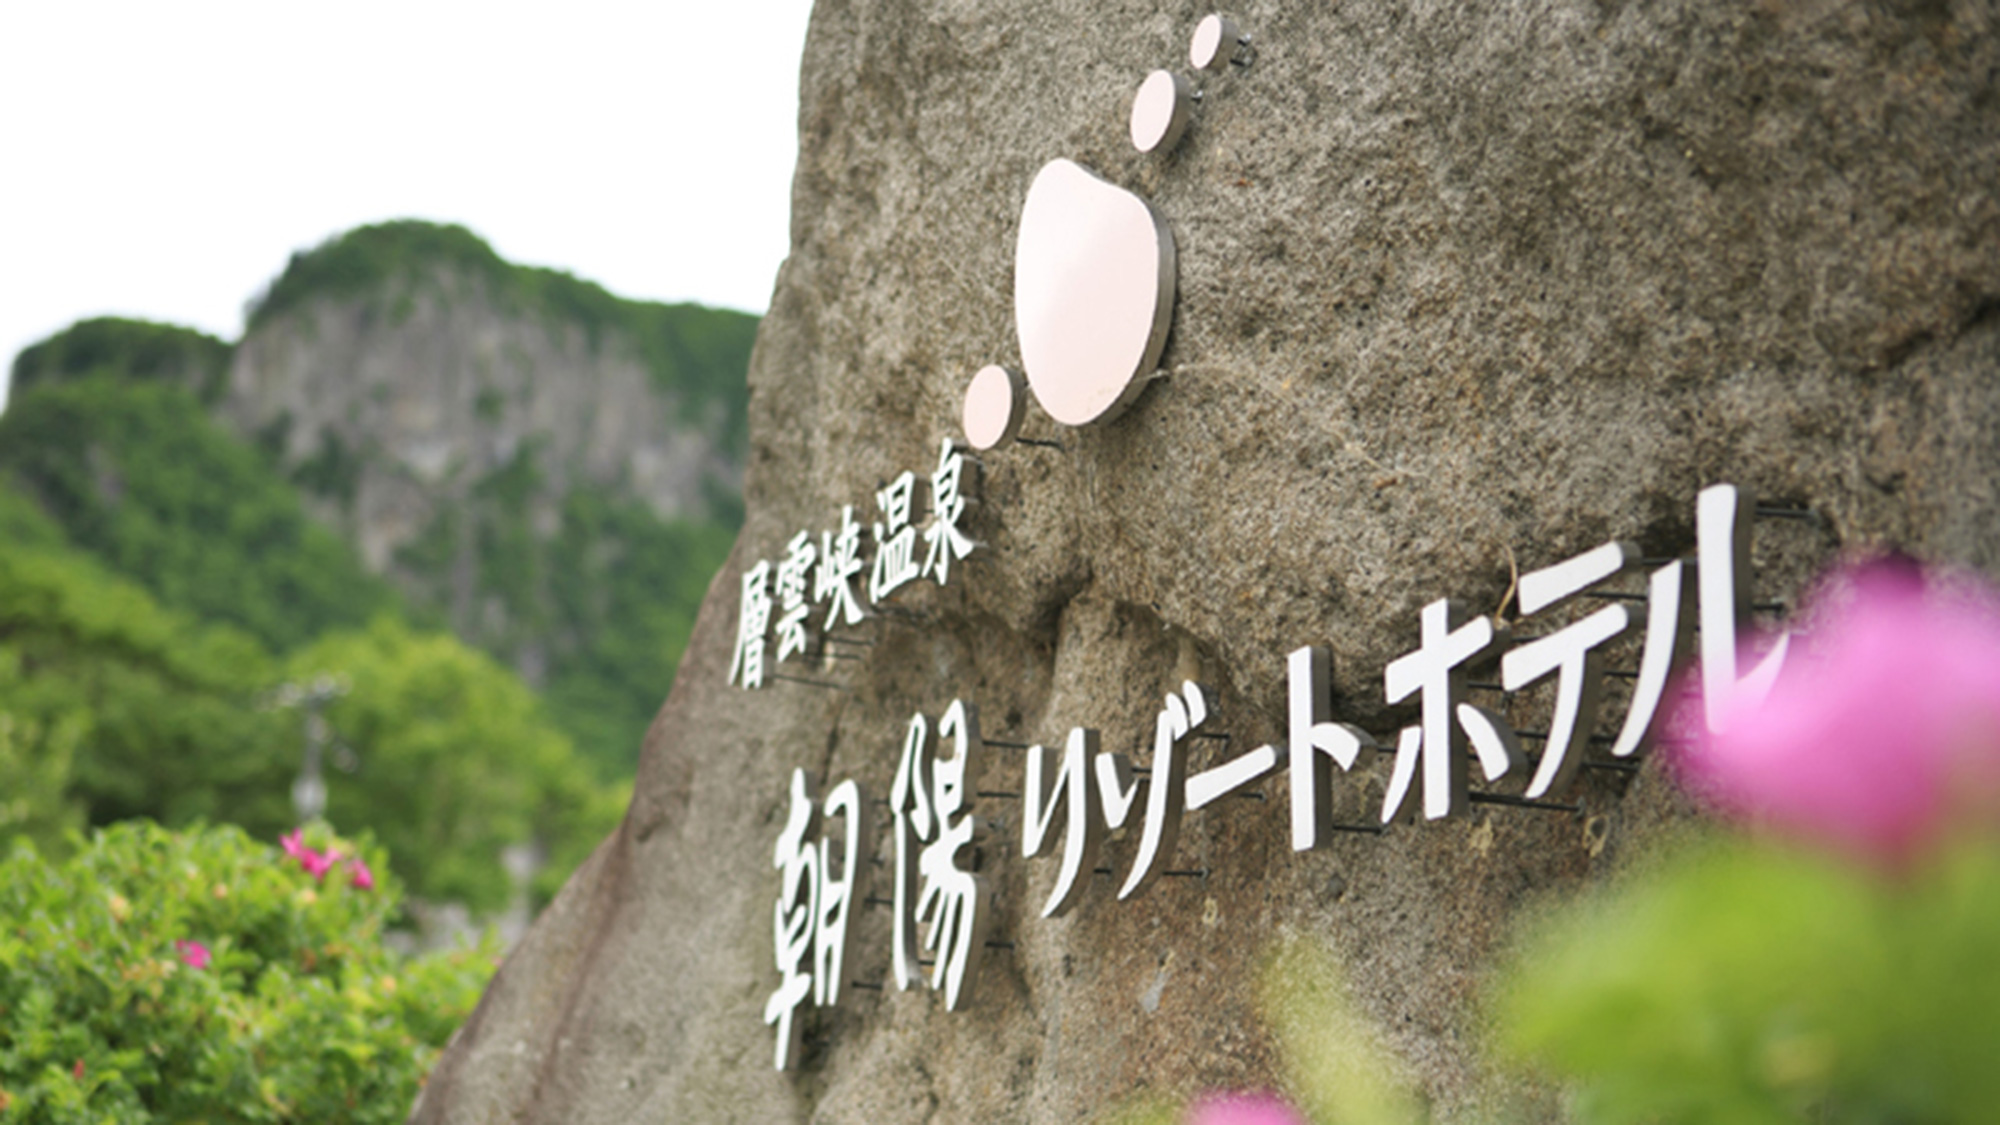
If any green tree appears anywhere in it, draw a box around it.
[0,484,620,908]
[0,708,83,857]
[0,377,400,653]
[0,511,294,847]
[286,618,622,912]
[8,316,232,404]
[543,490,733,776]
[390,454,733,778]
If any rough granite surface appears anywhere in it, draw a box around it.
[410,1,1999,1121]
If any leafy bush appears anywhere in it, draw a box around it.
[0,821,495,1121]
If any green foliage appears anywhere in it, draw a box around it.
[8,318,232,404]
[290,427,362,509]
[1260,937,1424,1125]
[0,526,294,847]
[286,618,621,912]
[0,487,67,556]
[0,821,495,1122]
[0,478,619,915]
[245,220,758,453]
[0,378,400,653]
[0,710,83,858]
[542,492,733,777]
[1493,836,2000,1124]
[391,451,733,777]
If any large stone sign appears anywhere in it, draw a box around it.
[410,1,1999,1121]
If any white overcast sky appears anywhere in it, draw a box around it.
[0,0,816,412]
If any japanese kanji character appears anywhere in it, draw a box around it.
[914,700,993,1010]
[763,769,818,1070]
[888,711,933,990]
[816,506,866,630]
[814,778,868,1008]
[775,531,818,664]
[889,702,994,1010]
[869,472,923,602]
[923,438,977,586]
[764,768,872,1070]
[729,559,774,689]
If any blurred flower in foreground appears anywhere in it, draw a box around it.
[1185,1092,1309,1125]
[350,857,375,890]
[175,939,210,970]
[1495,560,2000,1123]
[1675,560,2000,866]
[281,827,344,880]
[300,846,341,881]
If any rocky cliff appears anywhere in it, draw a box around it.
[229,285,728,575]
[217,222,754,770]
[410,1,2000,1121]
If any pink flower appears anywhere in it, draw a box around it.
[350,858,375,891]
[1675,560,2000,866]
[1185,1092,1310,1125]
[300,846,341,881]
[283,828,344,880]
[175,939,211,970]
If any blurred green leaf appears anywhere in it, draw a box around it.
[1492,836,2000,1124]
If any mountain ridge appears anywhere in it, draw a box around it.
[7,219,753,776]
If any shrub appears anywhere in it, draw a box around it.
[1493,561,2000,1123]
[0,821,495,1122]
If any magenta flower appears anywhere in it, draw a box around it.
[175,940,211,970]
[300,846,341,881]
[1185,1092,1310,1125]
[1675,560,2000,866]
[282,828,344,880]
[350,857,375,891]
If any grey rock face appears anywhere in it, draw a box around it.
[224,275,736,644]
[410,1,1998,1121]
